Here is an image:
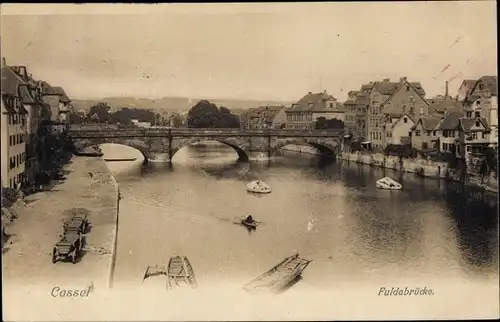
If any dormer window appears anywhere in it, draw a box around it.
[476,100,481,106]
[308,103,313,108]
[475,111,480,117]
[475,121,480,127]
[329,103,333,108]
[403,117,407,123]
[466,111,472,118]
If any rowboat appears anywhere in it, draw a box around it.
[241,219,257,229]
[376,177,402,190]
[166,256,198,290]
[243,254,312,294]
[246,180,272,194]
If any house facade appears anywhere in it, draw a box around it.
[366,77,428,149]
[383,113,414,146]
[285,91,343,130]
[463,76,498,147]
[410,115,443,151]
[1,63,28,189]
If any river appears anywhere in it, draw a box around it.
[100,142,498,319]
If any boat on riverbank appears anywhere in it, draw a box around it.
[243,254,312,294]
[376,177,402,190]
[246,180,272,194]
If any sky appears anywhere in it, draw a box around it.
[0,2,497,102]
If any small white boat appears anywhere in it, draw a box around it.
[246,180,272,194]
[376,177,402,190]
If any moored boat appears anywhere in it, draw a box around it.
[243,254,312,294]
[167,256,197,289]
[376,177,402,190]
[246,180,272,194]
[241,217,258,229]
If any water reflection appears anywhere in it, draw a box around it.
[106,143,498,291]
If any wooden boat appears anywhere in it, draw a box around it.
[246,180,272,194]
[376,177,402,190]
[166,256,197,290]
[241,218,257,229]
[243,254,312,294]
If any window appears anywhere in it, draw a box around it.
[409,131,412,137]
[427,131,431,136]
[466,112,472,118]
[477,100,481,106]
[10,178,13,188]
[443,143,448,151]
[403,117,407,123]
[482,132,486,139]
[422,142,428,149]
[466,145,471,152]
[475,112,480,117]
[475,121,480,127]
[433,131,436,136]
[415,130,421,136]
[329,103,333,108]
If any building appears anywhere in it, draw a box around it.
[463,76,498,147]
[343,91,359,136]
[247,105,287,129]
[456,79,477,101]
[6,65,46,186]
[285,91,343,130]
[1,59,28,189]
[410,114,443,151]
[40,81,71,126]
[366,77,429,149]
[383,113,414,146]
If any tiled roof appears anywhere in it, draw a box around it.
[460,79,477,91]
[248,105,284,123]
[53,86,71,103]
[477,76,497,96]
[438,112,462,130]
[1,66,22,96]
[19,84,35,104]
[411,114,442,131]
[428,100,463,114]
[460,117,490,131]
[373,81,399,95]
[288,92,337,111]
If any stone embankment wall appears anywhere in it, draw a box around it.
[341,151,498,193]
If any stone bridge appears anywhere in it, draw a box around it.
[66,126,345,162]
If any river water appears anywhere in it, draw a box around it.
[100,142,498,319]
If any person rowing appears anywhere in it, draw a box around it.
[244,215,254,223]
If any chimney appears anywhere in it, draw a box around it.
[445,81,449,99]
[383,78,390,82]
[324,90,327,94]
[308,92,312,95]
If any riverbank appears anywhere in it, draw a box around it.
[340,151,498,193]
[2,154,120,293]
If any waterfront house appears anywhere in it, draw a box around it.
[40,81,72,130]
[458,116,492,172]
[286,91,343,130]
[410,114,444,151]
[1,59,28,189]
[463,76,498,147]
[436,112,462,157]
[383,113,415,146]
[365,77,429,150]
[344,90,368,139]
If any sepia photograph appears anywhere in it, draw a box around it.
[1,2,498,321]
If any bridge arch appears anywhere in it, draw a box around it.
[171,137,250,162]
[71,138,151,163]
[273,138,340,157]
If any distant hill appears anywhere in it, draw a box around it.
[71,96,295,115]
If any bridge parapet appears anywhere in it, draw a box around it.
[67,126,344,138]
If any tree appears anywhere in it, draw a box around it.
[187,100,240,128]
[314,117,345,130]
[88,102,112,123]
